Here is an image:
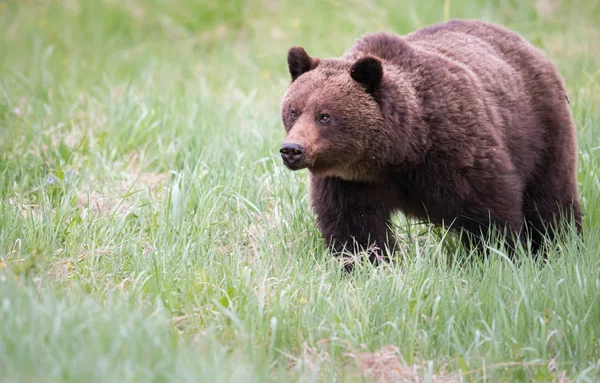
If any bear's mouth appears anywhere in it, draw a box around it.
[283,161,308,171]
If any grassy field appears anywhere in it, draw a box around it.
[1,0,600,381]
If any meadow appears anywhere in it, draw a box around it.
[1,0,599,381]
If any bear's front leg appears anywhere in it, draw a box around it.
[310,175,395,268]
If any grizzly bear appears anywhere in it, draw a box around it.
[279,19,582,265]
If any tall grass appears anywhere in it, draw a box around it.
[1,0,599,381]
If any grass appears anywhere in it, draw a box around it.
[1,0,599,381]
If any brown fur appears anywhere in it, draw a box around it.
[279,20,582,266]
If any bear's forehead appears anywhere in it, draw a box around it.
[284,61,365,106]
[317,59,352,75]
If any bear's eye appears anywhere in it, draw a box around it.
[290,110,298,120]
[318,113,331,124]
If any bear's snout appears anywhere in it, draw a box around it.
[280,143,305,169]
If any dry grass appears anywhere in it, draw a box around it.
[348,346,461,383]
[76,154,169,215]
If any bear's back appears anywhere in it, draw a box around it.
[406,20,571,179]
[404,20,567,127]
[404,20,557,96]
[347,20,565,116]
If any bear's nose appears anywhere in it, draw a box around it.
[280,143,304,166]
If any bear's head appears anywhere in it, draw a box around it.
[279,46,423,181]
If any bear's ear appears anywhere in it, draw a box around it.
[350,56,383,93]
[288,47,319,82]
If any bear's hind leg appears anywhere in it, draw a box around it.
[459,215,524,259]
[459,169,526,258]
[523,178,582,254]
[522,76,582,253]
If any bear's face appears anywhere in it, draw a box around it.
[280,47,386,181]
